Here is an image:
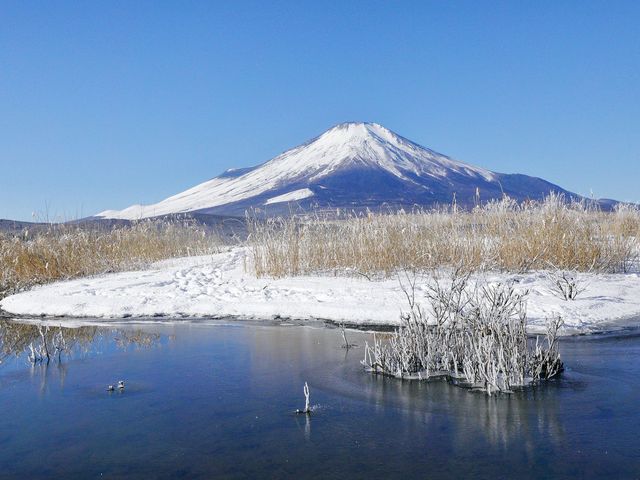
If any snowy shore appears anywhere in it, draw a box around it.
[2,247,640,335]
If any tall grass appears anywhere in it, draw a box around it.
[249,194,640,277]
[0,220,222,299]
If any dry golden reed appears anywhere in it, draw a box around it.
[0,220,221,298]
[248,194,639,278]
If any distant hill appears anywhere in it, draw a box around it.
[0,214,248,241]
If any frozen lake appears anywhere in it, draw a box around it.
[0,320,639,478]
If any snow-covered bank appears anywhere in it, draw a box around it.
[2,248,640,334]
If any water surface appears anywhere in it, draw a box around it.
[0,321,638,479]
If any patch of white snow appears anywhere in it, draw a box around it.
[264,188,314,205]
[2,247,640,335]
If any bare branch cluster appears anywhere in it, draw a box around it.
[27,324,68,365]
[545,270,587,301]
[362,271,564,395]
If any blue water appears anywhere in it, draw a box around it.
[0,321,639,479]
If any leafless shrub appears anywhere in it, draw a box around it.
[532,316,564,379]
[24,325,78,365]
[0,321,167,367]
[0,320,98,365]
[362,271,564,395]
[545,270,587,301]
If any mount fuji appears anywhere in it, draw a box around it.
[97,122,598,219]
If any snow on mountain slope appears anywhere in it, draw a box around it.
[96,122,570,219]
[264,188,315,205]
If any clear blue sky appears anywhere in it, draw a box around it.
[1,1,638,221]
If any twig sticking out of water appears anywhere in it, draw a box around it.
[340,323,357,349]
[296,382,311,415]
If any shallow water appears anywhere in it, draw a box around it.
[0,321,639,479]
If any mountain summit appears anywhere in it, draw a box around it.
[97,122,579,219]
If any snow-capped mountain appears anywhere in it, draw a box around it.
[97,122,583,219]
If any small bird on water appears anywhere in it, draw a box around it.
[107,381,125,393]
